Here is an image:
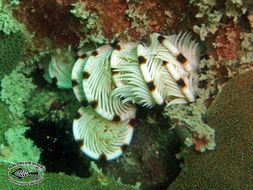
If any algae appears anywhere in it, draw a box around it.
[0,161,140,190]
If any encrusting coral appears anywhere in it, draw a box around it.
[168,69,253,190]
[125,4,151,37]
[0,32,28,79]
[0,103,12,145]
[0,66,40,164]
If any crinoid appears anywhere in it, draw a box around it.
[71,32,200,161]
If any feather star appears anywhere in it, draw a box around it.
[71,32,200,161]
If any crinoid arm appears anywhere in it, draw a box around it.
[110,46,156,108]
[71,57,87,103]
[71,50,93,103]
[137,42,164,105]
[73,107,135,161]
[166,32,200,73]
[82,45,136,121]
[157,32,200,74]
[111,41,138,88]
[48,49,75,89]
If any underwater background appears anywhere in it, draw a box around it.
[0,0,252,189]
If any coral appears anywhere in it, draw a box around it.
[248,8,253,28]
[0,161,140,190]
[0,32,28,79]
[0,125,41,164]
[0,0,23,35]
[190,0,223,41]
[225,0,247,22]
[8,0,20,6]
[0,68,36,118]
[26,89,79,123]
[125,4,150,37]
[239,32,253,64]
[190,0,248,40]
[163,57,217,152]
[211,24,253,78]
[71,2,107,46]
[163,89,215,152]
[0,103,12,145]
[213,25,240,60]
[168,69,253,190]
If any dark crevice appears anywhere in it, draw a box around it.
[26,118,91,178]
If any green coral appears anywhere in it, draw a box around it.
[0,0,23,35]
[26,89,79,122]
[168,69,253,190]
[0,161,140,190]
[71,2,107,46]
[0,103,12,145]
[0,68,36,118]
[7,0,20,6]
[0,126,41,164]
[0,32,28,78]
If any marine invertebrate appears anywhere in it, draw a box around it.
[0,0,23,35]
[168,69,253,190]
[26,89,79,122]
[190,0,248,41]
[71,2,107,46]
[0,103,12,145]
[73,107,134,161]
[0,126,41,163]
[43,48,75,89]
[71,32,201,160]
[0,32,28,79]
[125,4,150,37]
[1,68,36,118]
